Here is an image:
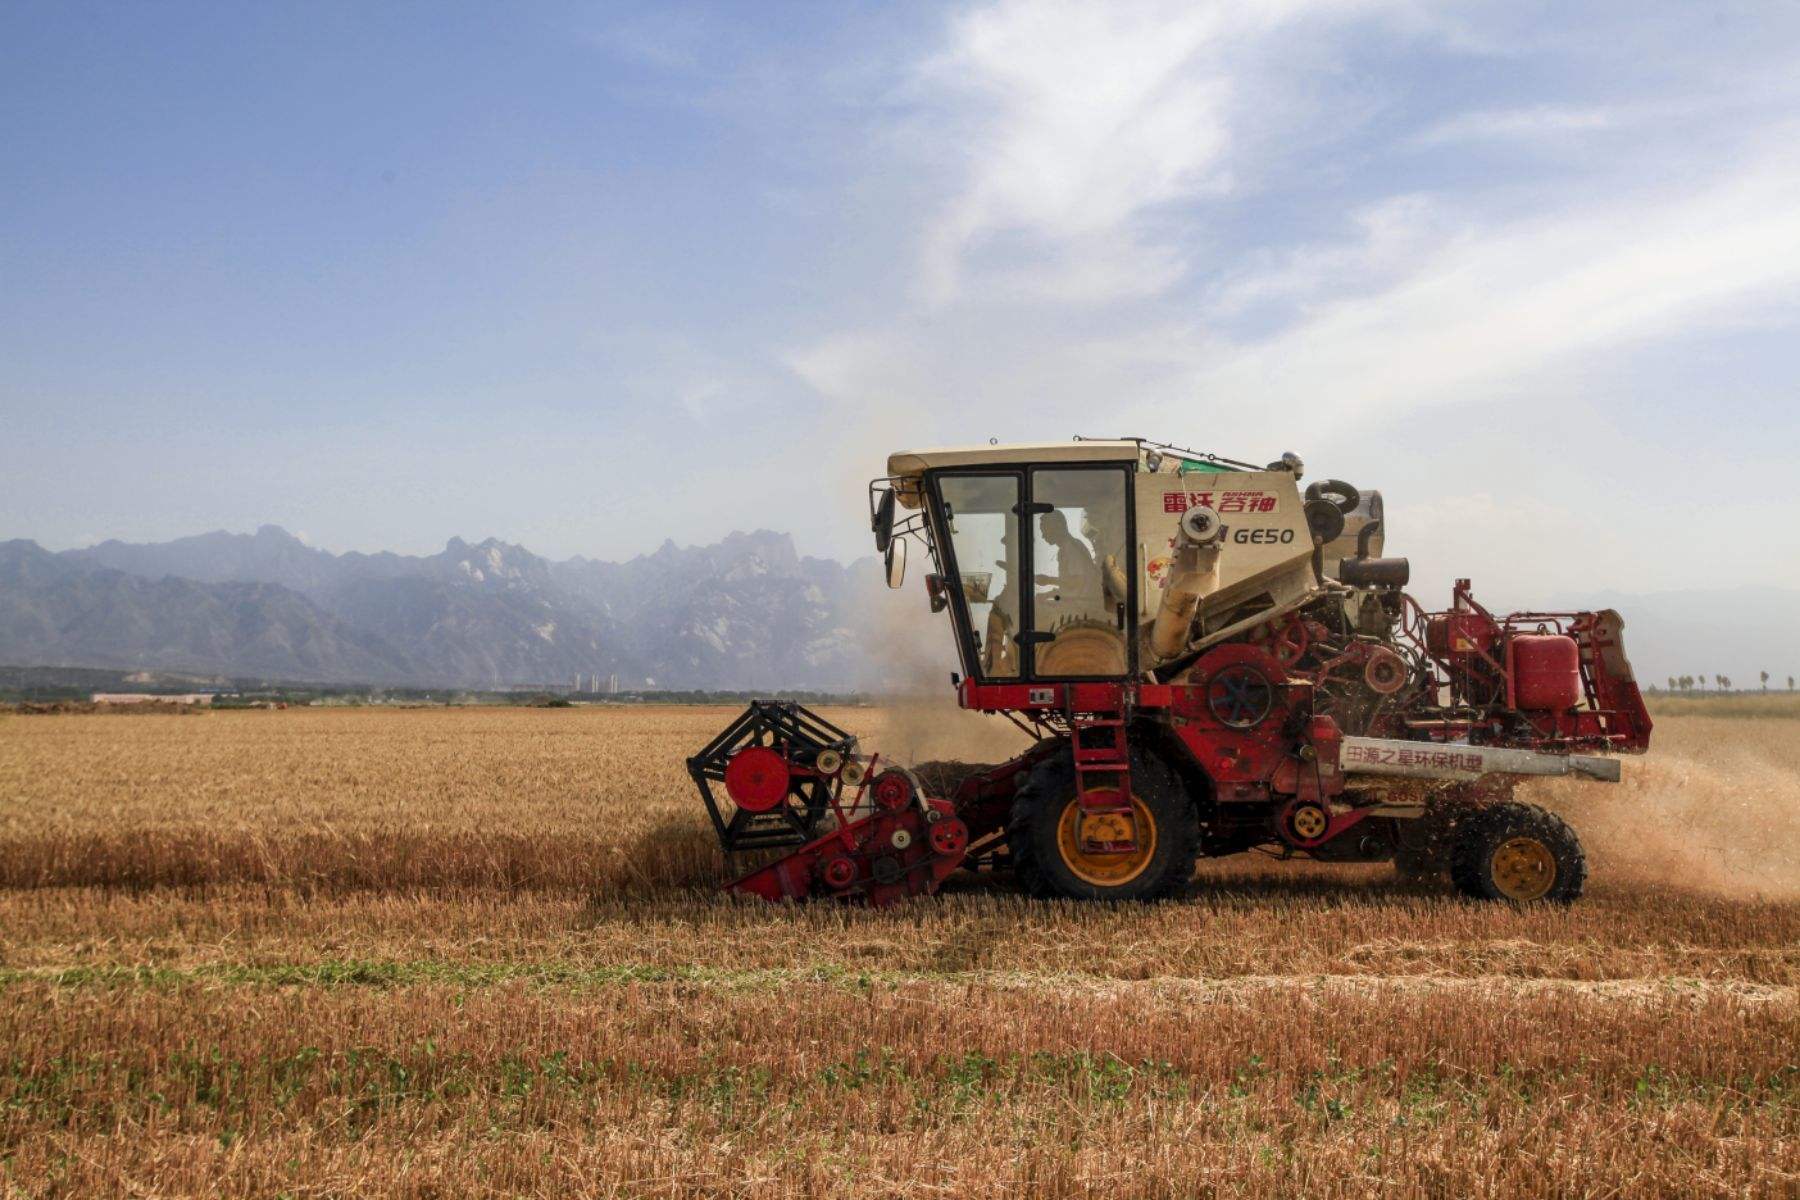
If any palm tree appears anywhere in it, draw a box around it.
[1762,670,1771,692]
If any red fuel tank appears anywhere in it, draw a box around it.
[1512,634,1582,711]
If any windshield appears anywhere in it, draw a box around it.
[936,474,1022,679]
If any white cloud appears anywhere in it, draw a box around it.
[912,0,1384,305]
[1176,136,1800,430]
[1410,104,1619,147]
[1202,193,1454,320]
[784,1,1800,587]
[803,4,1800,428]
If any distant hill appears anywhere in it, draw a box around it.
[6,526,1791,693]
[5,527,882,690]
[0,539,414,683]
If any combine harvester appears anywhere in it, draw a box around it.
[689,438,1650,906]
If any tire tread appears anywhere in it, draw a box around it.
[1008,741,1199,901]
[1449,800,1586,904]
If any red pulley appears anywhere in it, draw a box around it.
[928,817,968,857]
[820,856,858,889]
[1261,614,1309,667]
[723,746,790,813]
[1363,647,1407,695]
[871,770,913,812]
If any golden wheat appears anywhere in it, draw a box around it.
[0,704,1795,1197]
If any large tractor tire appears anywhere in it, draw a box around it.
[1008,745,1199,901]
[1448,801,1586,904]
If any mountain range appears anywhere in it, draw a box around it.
[0,525,1792,692]
[0,526,883,690]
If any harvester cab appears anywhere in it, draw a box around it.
[878,439,1330,686]
[690,437,1652,907]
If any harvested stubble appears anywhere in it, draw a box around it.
[3,976,1794,1197]
[1,704,1797,1197]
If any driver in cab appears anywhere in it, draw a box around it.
[1034,511,1103,622]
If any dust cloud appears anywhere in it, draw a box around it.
[862,584,1034,768]
[1534,716,1800,899]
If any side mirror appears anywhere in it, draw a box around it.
[884,537,907,589]
[872,487,897,553]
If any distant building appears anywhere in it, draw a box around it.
[606,673,620,695]
[91,692,214,705]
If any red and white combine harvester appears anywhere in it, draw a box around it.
[690,438,1651,906]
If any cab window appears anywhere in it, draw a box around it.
[937,474,1022,679]
[1029,468,1129,677]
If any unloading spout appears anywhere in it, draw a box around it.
[1150,507,1224,662]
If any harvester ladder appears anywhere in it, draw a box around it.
[1067,694,1138,854]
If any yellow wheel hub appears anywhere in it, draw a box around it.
[1491,836,1557,901]
[1290,804,1328,840]
[1056,793,1157,887]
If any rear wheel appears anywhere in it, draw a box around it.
[1449,801,1586,903]
[1009,746,1198,901]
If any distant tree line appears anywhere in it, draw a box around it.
[1661,672,1795,693]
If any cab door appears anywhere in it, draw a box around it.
[932,471,1025,681]
[1022,465,1135,679]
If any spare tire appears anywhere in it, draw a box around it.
[1305,479,1362,515]
[1304,498,1346,544]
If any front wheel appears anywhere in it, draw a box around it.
[1008,746,1198,901]
[1449,801,1586,903]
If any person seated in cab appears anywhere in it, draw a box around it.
[1034,510,1103,622]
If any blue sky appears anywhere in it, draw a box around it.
[4,1,1799,603]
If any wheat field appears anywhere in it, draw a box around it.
[0,702,1796,1197]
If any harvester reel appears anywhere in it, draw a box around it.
[687,701,860,852]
